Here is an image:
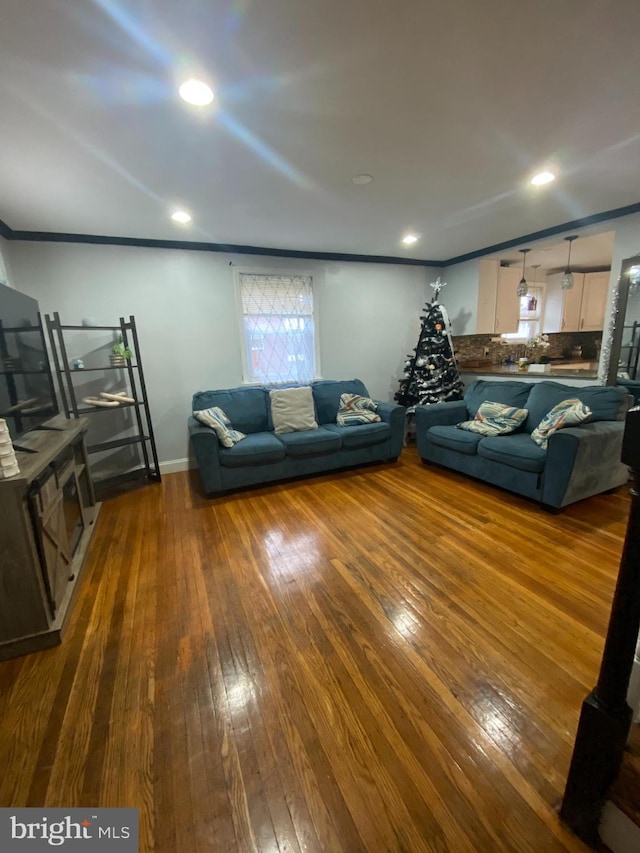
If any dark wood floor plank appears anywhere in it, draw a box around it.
[0,446,627,852]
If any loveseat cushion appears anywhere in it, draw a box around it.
[193,387,269,434]
[427,424,482,455]
[276,427,342,457]
[218,432,286,467]
[524,382,628,433]
[325,421,391,448]
[312,379,369,425]
[477,433,547,473]
[464,380,532,418]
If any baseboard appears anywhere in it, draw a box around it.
[159,457,194,475]
[600,801,640,853]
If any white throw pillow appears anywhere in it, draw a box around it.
[269,386,318,434]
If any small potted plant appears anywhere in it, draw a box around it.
[110,334,132,367]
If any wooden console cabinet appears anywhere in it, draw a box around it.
[0,416,99,660]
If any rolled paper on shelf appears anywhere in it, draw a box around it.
[82,396,120,408]
[100,391,135,404]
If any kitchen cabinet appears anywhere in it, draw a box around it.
[543,272,608,333]
[476,260,520,334]
[580,272,610,331]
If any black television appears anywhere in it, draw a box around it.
[0,281,58,440]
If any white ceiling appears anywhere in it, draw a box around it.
[1,0,639,261]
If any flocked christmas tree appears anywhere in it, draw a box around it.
[395,277,464,408]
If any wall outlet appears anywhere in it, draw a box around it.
[483,347,490,356]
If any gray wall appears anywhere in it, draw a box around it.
[8,240,434,468]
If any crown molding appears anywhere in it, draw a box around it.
[442,202,640,267]
[2,200,640,268]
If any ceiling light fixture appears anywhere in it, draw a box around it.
[402,233,419,245]
[171,210,192,224]
[530,171,556,186]
[561,235,579,290]
[178,78,214,106]
[352,174,373,185]
[517,248,530,297]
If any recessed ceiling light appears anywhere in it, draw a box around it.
[530,171,556,186]
[402,233,419,245]
[352,174,374,185]
[171,210,192,224]
[178,78,214,106]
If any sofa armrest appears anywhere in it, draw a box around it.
[414,401,467,458]
[375,401,406,458]
[188,416,223,494]
[542,421,628,508]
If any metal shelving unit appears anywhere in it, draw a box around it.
[45,313,160,491]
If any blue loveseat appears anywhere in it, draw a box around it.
[415,379,630,509]
[188,379,405,495]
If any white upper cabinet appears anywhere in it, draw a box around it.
[543,271,609,333]
[580,272,610,331]
[476,259,519,334]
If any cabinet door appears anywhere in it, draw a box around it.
[561,273,584,332]
[580,272,609,331]
[494,268,520,334]
[542,273,563,333]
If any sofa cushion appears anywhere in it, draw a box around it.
[312,379,370,425]
[464,380,532,418]
[218,432,286,468]
[193,387,269,434]
[336,393,381,426]
[276,426,342,457]
[427,424,482,455]
[531,399,592,449]
[525,382,628,433]
[192,407,246,447]
[325,421,391,448]
[457,400,529,436]
[270,386,318,434]
[477,433,547,473]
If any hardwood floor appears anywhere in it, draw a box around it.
[0,447,630,852]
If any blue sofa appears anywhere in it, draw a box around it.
[188,379,405,495]
[415,379,630,509]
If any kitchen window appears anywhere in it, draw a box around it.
[502,285,545,342]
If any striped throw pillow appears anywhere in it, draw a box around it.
[531,399,592,449]
[193,407,246,447]
[336,393,381,427]
[457,400,529,436]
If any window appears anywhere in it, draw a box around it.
[502,285,545,342]
[238,272,317,384]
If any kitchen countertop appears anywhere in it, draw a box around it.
[458,363,599,380]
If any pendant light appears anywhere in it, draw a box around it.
[516,248,530,297]
[527,264,540,311]
[561,235,579,290]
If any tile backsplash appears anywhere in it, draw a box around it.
[453,331,602,365]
